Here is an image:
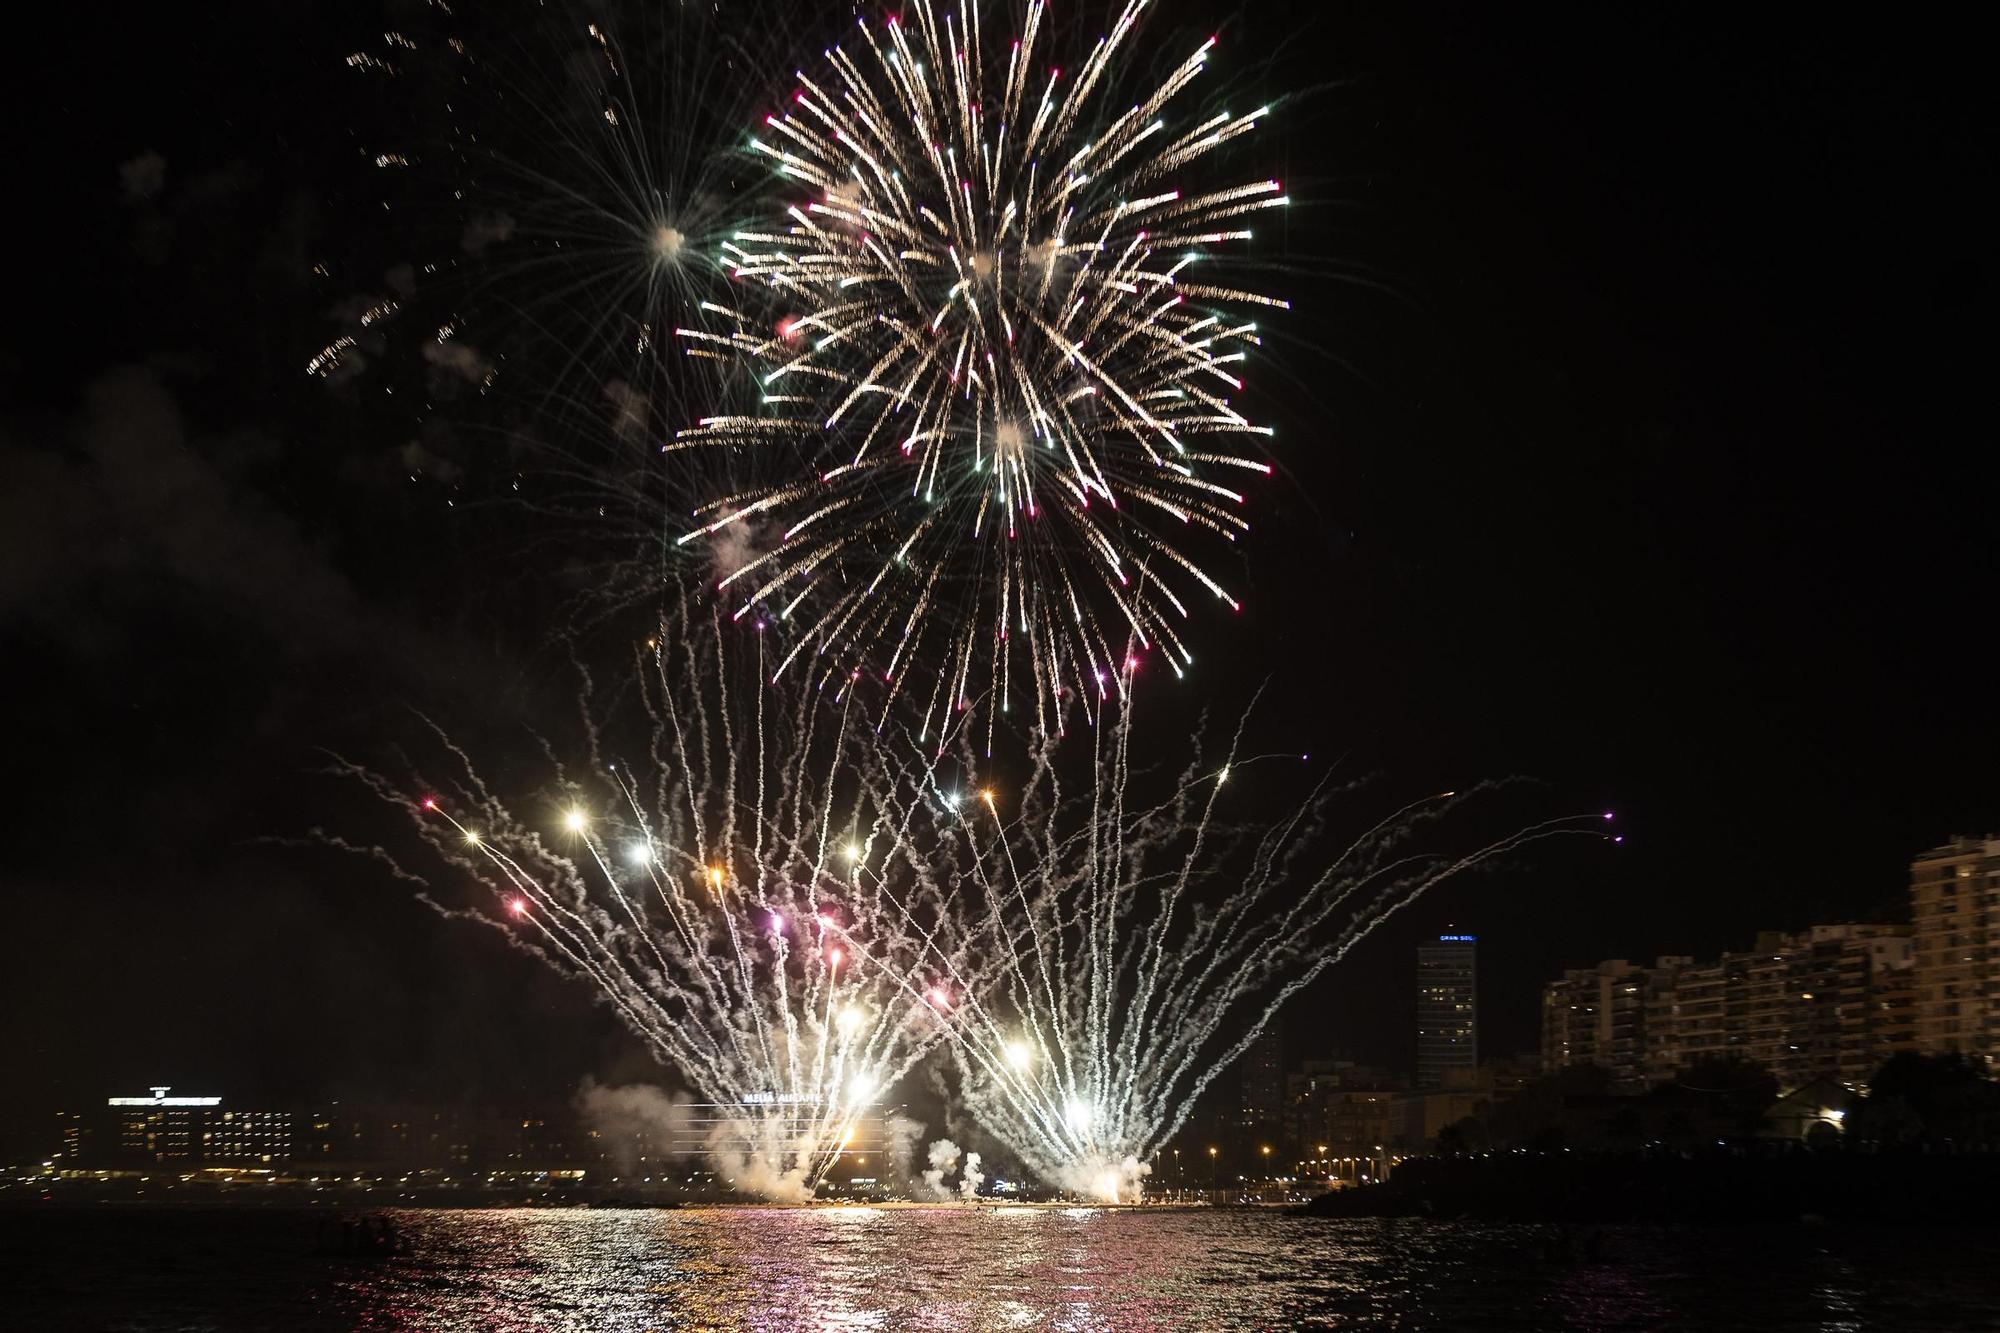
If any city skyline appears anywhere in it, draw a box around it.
[26,829,1985,1157]
[1541,835,1999,1085]
[8,826,1987,1131]
[23,835,1998,1204]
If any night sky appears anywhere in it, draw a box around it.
[3,3,1992,1134]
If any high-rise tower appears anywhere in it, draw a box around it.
[1417,933,1478,1089]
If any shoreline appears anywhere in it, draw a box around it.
[0,1188,1276,1213]
[1303,1151,2000,1225]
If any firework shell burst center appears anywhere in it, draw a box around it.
[678,0,1288,742]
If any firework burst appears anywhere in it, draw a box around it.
[860,692,1610,1201]
[316,1,789,602]
[324,600,987,1198]
[677,0,1289,744]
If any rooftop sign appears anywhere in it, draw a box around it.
[108,1086,221,1107]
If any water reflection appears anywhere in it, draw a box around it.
[15,1205,1993,1332]
[324,1209,2000,1332]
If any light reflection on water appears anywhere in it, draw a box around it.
[11,1206,2000,1331]
[326,1208,1998,1333]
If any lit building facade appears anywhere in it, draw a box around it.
[660,1101,893,1158]
[1239,1032,1284,1127]
[203,1108,293,1163]
[109,1086,221,1162]
[1542,925,1914,1089]
[1416,934,1478,1089]
[1539,957,1689,1085]
[57,1088,297,1168]
[1785,924,1917,1086]
[1911,836,2000,1062]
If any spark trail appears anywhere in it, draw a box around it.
[677,0,1289,745]
[327,603,984,1198]
[319,2,785,618]
[851,690,1612,1202]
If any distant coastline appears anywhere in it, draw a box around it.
[1303,1150,2000,1225]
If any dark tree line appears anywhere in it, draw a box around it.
[1438,1053,2000,1154]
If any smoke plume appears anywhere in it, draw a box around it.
[574,1078,693,1176]
[921,1138,960,1199]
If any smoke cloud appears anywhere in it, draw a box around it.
[603,379,649,442]
[575,1079,821,1201]
[706,515,774,588]
[1055,1154,1151,1203]
[119,150,168,202]
[574,1077,692,1176]
[461,211,516,254]
[921,1138,961,1199]
[706,1124,813,1203]
[882,1113,925,1193]
[422,338,495,388]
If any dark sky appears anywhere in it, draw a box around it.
[3,2,1992,1133]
